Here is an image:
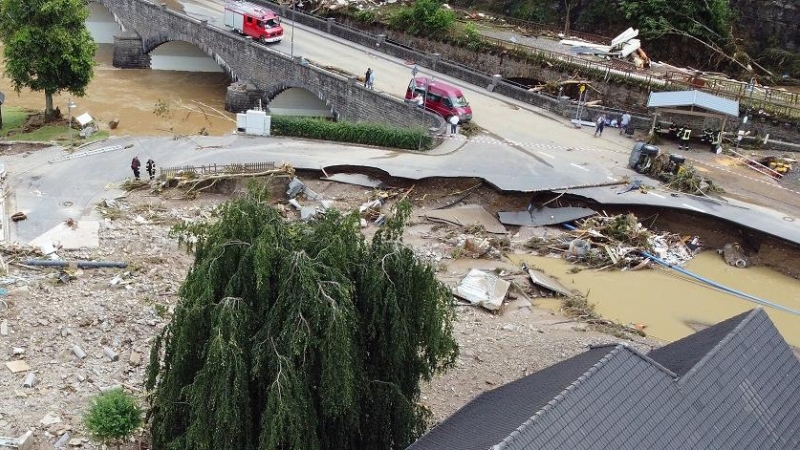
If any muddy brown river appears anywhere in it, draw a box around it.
[1,2,798,347]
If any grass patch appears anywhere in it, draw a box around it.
[0,106,31,135]
[11,125,71,142]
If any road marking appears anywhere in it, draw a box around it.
[682,203,706,213]
[538,151,555,159]
[648,192,665,199]
[570,163,589,172]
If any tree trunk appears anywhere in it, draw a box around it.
[45,91,54,120]
[564,1,571,36]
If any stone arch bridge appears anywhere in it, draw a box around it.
[94,0,441,129]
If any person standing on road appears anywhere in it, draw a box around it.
[449,115,460,136]
[620,112,631,135]
[414,92,424,108]
[367,69,375,89]
[146,158,156,181]
[594,114,606,137]
[365,68,372,88]
[131,156,141,180]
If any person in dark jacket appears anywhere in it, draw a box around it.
[146,158,156,180]
[131,156,141,180]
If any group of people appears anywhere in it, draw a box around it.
[130,156,156,181]
[593,111,632,137]
[364,68,376,90]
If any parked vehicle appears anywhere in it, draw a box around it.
[224,1,283,43]
[405,77,472,123]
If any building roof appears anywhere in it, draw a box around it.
[406,346,616,450]
[647,90,740,117]
[408,309,800,450]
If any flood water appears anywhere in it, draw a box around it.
[506,252,800,348]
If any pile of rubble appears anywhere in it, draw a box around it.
[559,27,651,69]
[557,213,701,269]
[0,197,213,449]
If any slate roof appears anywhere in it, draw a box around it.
[647,90,740,117]
[408,308,800,450]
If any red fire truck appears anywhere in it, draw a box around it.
[223,1,284,43]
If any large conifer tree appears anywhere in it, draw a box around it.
[146,184,458,450]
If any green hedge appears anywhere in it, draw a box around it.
[270,116,433,150]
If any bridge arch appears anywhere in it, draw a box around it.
[263,81,338,119]
[143,34,239,79]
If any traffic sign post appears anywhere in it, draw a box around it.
[573,84,587,128]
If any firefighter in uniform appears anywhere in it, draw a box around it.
[679,125,692,151]
[710,130,722,154]
[146,158,156,180]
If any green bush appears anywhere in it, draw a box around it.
[353,9,376,24]
[270,116,433,150]
[389,0,455,36]
[84,389,142,448]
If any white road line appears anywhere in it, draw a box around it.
[538,151,555,159]
[570,163,589,172]
[648,192,665,199]
[682,203,706,213]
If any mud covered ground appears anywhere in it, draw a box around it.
[1,164,798,449]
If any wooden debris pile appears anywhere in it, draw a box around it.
[0,243,43,277]
[550,213,701,270]
[665,164,723,196]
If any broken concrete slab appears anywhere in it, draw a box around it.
[454,269,511,311]
[28,220,100,250]
[322,173,384,188]
[286,177,305,198]
[0,431,33,450]
[5,360,31,374]
[499,206,597,227]
[300,206,319,221]
[423,204,507,234]
[526,267,575,298]
[287,177,320,200]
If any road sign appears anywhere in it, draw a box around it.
[579,84,586,93]
[411,65,419,77]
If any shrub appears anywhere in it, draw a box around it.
[353,9,376,24]
[84,389,142,448]
[389,0,455,36]
[270,116,433,150]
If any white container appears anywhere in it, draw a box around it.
[245,110,270,136]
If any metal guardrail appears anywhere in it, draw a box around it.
[160,161,276,177]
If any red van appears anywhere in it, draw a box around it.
[405,77,472,123]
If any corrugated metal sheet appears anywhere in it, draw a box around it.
[647,90,740,117]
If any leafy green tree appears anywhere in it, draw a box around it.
[390,0,455,36]
[84,389,143,449]
[0,0,96,118]
[146,183,458,450]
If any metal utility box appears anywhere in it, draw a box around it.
[245,110,270,136]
